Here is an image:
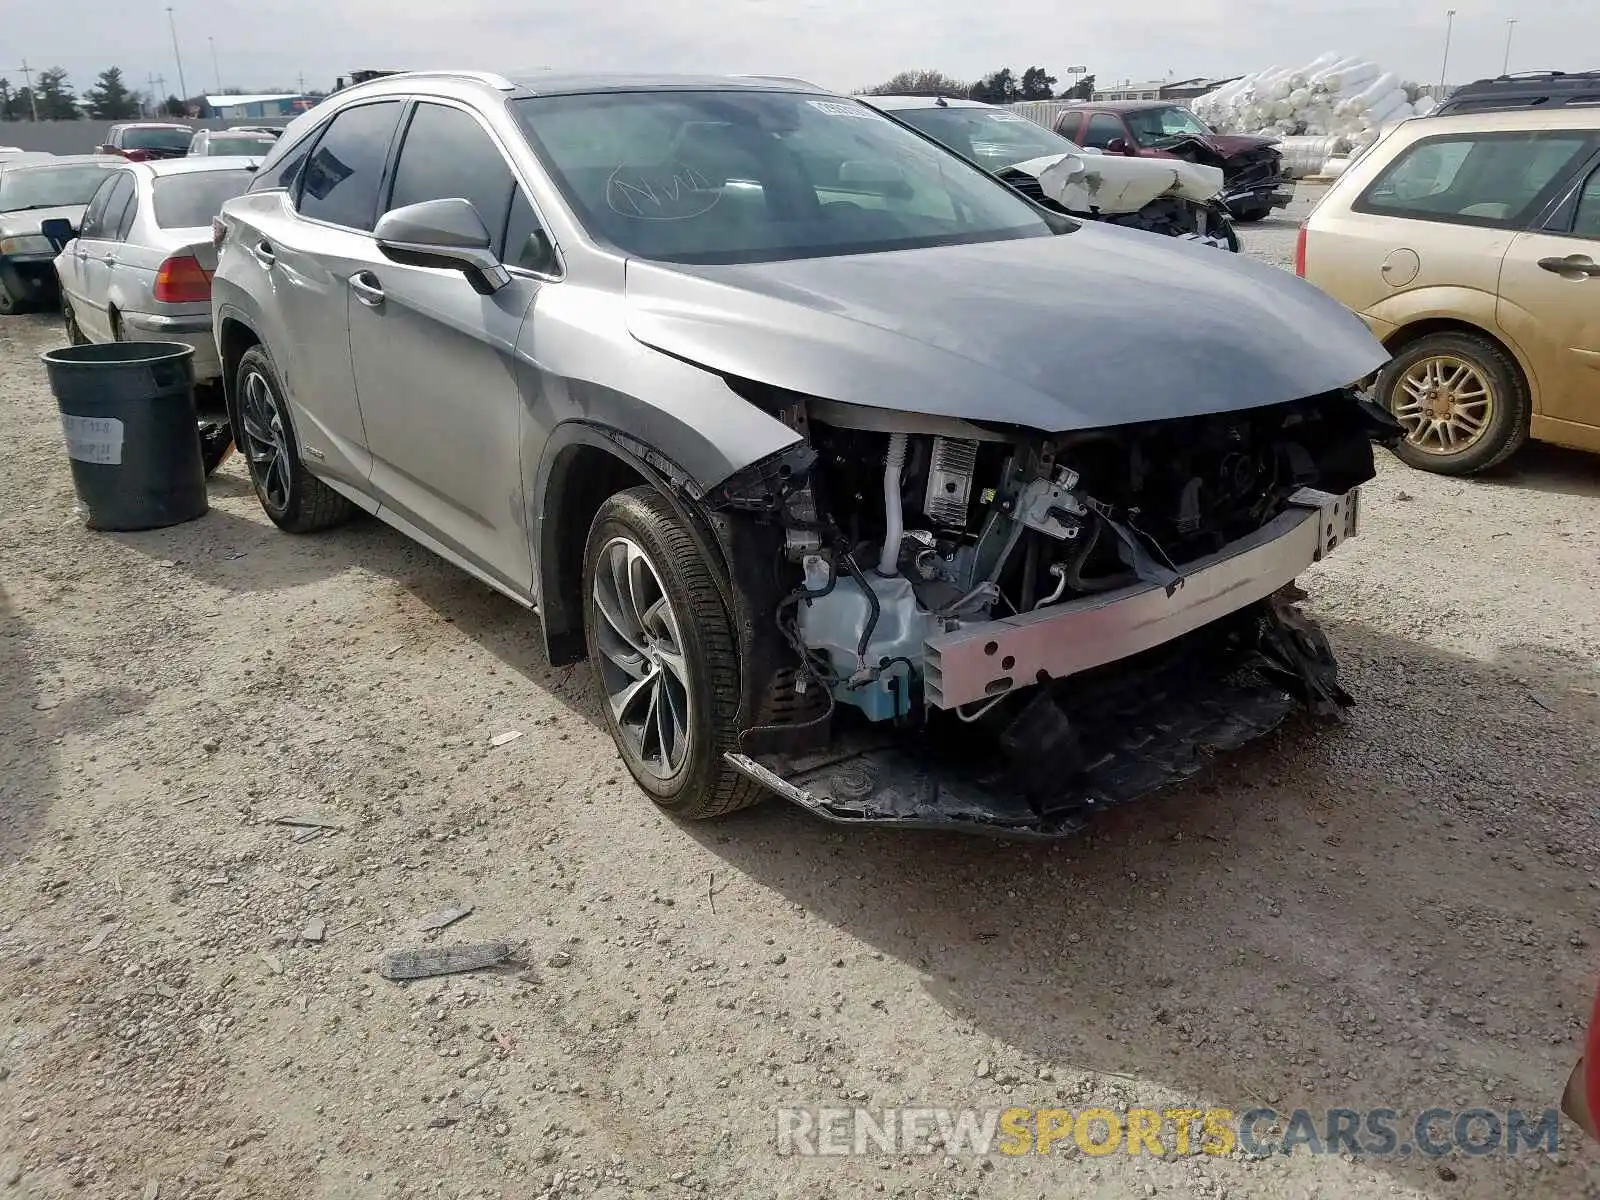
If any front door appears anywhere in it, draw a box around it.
[1496,157,1600,433]
[347,99,549,593]
[73,170,135,341]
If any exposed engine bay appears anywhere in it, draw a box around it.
[709,388,1400,835]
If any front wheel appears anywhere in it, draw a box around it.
[1374,332,1529,475]
[582,487,763,819]
[0,279,22,316]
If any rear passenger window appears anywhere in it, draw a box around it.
[1572,166,1600,238]
[1355,132,1592,228]
[249,127,316,193]
[1055,112,1084,142]
[110,181,139,240]
[384,102,514,256]
[296,100,404,230]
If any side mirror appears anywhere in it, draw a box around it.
[39,217,76,250]
[1104,138,1132,156]
[374,197,511,296]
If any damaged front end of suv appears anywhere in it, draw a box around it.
[701,380,1397,836]
[583,214,1402,838]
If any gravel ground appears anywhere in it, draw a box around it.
[3,196,1600,1199]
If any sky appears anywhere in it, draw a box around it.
[5,0,1595,103]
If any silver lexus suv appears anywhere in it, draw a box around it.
[212,70,1394,837]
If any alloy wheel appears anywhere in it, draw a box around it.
[238,369,291,511]
[589,535,693,780]
[1392,355,1495,455]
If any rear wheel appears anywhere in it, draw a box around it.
[232,344,353,532]
[582,487,763,819]
[1375,331,1528,475]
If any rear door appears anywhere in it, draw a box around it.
[346,98,548,591]
[242,99,406,490]
[1497,147,1600,434]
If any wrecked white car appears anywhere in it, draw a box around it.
[864,95,1239,251]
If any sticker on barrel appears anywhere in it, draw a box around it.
[61,414,125,465]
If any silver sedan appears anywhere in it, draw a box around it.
[54,156,257,472]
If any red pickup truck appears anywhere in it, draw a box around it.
[97,122,194,162]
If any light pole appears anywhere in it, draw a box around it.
[1439,8,1457,93]
[18,59,39,120]
[1502,19,1518,75]
[209,36,221,92]
[166,6,189,111]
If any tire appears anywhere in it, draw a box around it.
[61,298,88,344]
[231,344,353,532]
[0,280,21,315]
[1232,203,1272,223]
[1375,331,1529,476]
[582,486,763,819]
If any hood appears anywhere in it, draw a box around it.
[1180,132,1281,158]
[1011,152,1224,212]
[0,203,86,239]
[624,224,1388,434]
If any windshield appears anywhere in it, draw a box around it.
[123,127,194,151]
[895,106,1079,171]
[512,90,1054,264]
[1124,106,1212,147]
[153,169,253,228]
[204,136,275,156]
[0,163,117,212]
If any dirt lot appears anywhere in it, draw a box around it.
[3,201,1600,1199]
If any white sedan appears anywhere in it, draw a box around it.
[53,156,258,473]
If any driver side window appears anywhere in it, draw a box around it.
[1083,114,1126,150]
[77,174,122,240]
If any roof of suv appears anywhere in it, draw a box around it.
[327,69,833,103]
[1393,105,1600,135]
[1434,71,1600,116]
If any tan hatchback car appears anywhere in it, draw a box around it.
[1299,108,1600,474]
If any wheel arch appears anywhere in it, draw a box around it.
[1380,317,1536,414]
[534,422,736,668]
[216,315,262,410]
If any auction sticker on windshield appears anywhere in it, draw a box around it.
[807,100,883,119]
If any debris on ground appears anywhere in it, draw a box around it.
[378,942,513,981]
[489,730,524,748]
[416,902,474,932]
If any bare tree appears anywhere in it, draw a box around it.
[858,69,972,98]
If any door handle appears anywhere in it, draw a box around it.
[349,272,385,306]
[1537,254,1600,277]
[249,241,276,268]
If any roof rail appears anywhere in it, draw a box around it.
[354,70,516,91]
